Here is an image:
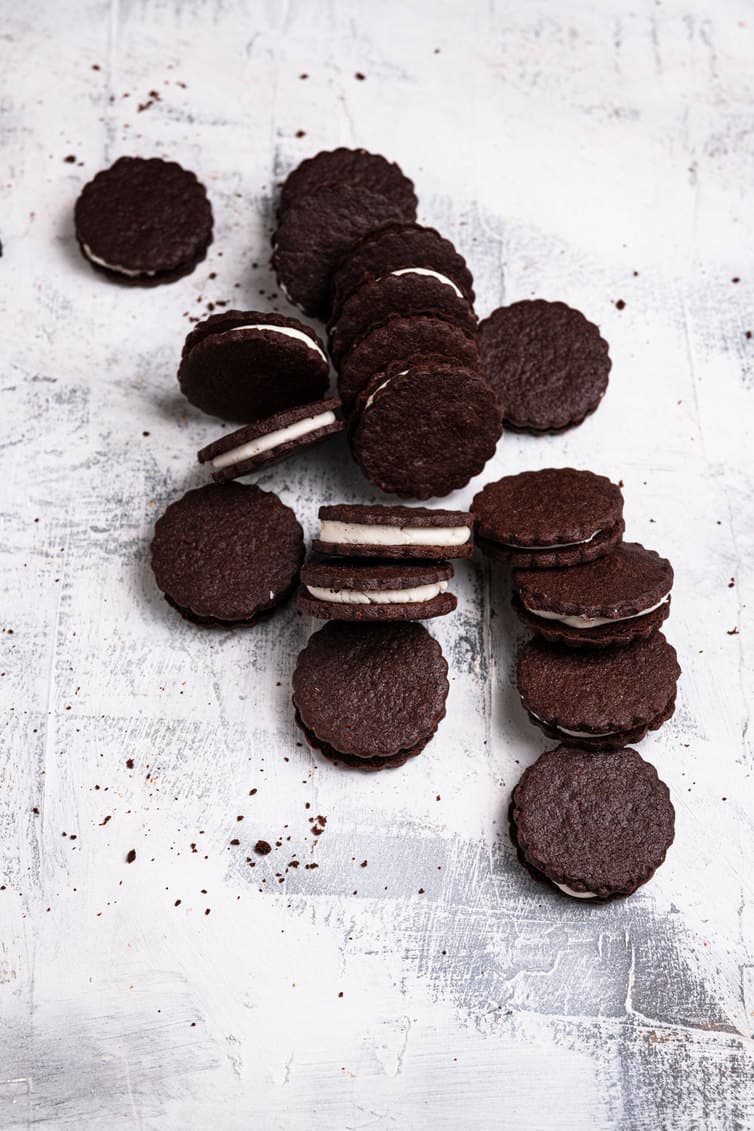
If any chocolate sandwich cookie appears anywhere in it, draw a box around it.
[473,468,624,569]
[298,559,456,621]
[337,315,480,413]
[513,542,673,648]
[479,300,611,433]
[330,222,475,321]
[74,156,213,284]
[328,270,477,364]
[272,182,414,318]
[198,397,343,482]
[178,310,330,422]
[351,359,502,500]
[516,632,681,750]
[150,483,304,624]
[278,148,417,219]
[313,504,474,559]
[292,621,449,769]
[511,745,675,900]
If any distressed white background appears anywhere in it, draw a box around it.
[1,1,753,1127]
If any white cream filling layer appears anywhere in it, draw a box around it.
[307,581,448,605]
[319,521,471,548]
[364,378,391,409]
[502,530,602,551]
[387,267,464,299]
[555,882,598,899]
[214,323,327,363]
[527,593,671,630]
[82,242,156,277]
[212,411,337,471]
[528,709,617,739]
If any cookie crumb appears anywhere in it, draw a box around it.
[126,849,136,863]
[255,840,272,856]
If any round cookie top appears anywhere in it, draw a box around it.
[473,468,623,548]
[479,300,611,433]
[272,182,415,318]
[516,632,681,738]
[331,222,475,318]
[328,271,477,363]
[292,621,449,760]
[337,314,480,412]
[351,359,502,500]
[150,483,304,622]
[279,148,417,218]
[74,156,213,280]
[512,745,675,898]
[514,542,674,620]
[178,310,330,423]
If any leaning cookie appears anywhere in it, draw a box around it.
[512,542,673,648]
[511,745,675,900]
[298,559,456,621]
[198,397,344,481]
[516,632,681,750]
[74,156,213,284]
[278,147,417,220]
[313,503,474,559]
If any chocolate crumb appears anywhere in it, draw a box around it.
[64,154,76,164]
[229,838,240,846]
[126,849,136,863]
[355,71,366,80]
[727,627,739,635]
[615,299,626,310]
[255,840,272,856]
[732,276,741,283]
[360,860,368,868]
[126,758,134,769]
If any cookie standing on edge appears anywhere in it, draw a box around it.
[351,359,502,500]
[178,311,330,422]
[298,560,456,621]
[198,397,344,482]
[516,632,681,750]
[278,148,417,219]
[479,300,611,433]
[292,621,449,770]
[512,542,674,647]
[511,746,675,900]
[150,483,304,625]
[74,156,213,284]
[313,504,474,559]
[473,468,624,569]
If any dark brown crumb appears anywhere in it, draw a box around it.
[746,331,752,340]
[732,277,741,283]
[64,154,76,163]
[729,578,736,587]
[727,627,739,635]
[229,838,240,846]
[99,816,111,826]
[255,840,272,855]
[299,73,309,79]
[204,908,210,915]
[418,888,425,894]
[249,788,257,796]
[355,72,366,80]
[174,899,181,906]
[295,130,306,138]
[615,299,626,310]
[360,860,368,868]
[92,63,101,71]
[126,849,136,863]
[338,991,344,998]
[126,758,134,769]
[236,815,244,821]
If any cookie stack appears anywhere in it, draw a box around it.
[473,467,680,900]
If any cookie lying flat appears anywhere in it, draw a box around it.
[511,745,675,900]
[178,311,330,422]
[292,621,448,769]
[516,632,681,750]
[513,542,673,647]
[473,468,624,569]
[351,359,502,500]
[298,559,456,621]
[331,222,475,321]
[337,315,480,413]
[328,270,477,363]
[150,483,303,624]
[313,504,474,559]
[198,397,344,482]
[479,300,611,433]
[278,148,417,219]
[272,182,414,318]
[74,156,213,284]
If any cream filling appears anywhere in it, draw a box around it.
[364,378,391,409]
[526,593,671,630]
[307,581,448,605]
[214,323,328,363]
[502,530,601,551]
[387,267,464,299]
[555,883,598,899]
[528,709,618,739]
[82,242,156,277]
[318,521,471,548]
[212,411,337,470]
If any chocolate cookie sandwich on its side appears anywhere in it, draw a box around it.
[298,559,456,621]
[473,468,624,569]
[292,621,449,770]
[512,542,674,648]
[178,311,330,423]
[198,397,344,482]
[74,156,213,284]
[278,147,417,219]
[312,504,474,559]
[479,299,611,433]
[150,483,304,625]
[511,745,675,900]
[516,632,681,750]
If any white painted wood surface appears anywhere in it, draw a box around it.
[2,1,753,1126]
